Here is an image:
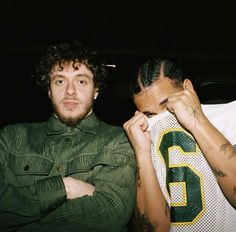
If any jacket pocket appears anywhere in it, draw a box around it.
[10,154,53,176]
[65,148,130,175]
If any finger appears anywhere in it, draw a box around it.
[123,112,142,128]
[166,101,175,113]
[123,112,146,130]
[126,113,149,133]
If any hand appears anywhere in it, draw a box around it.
[123,111,151,155]
[166,88,206,131]
[63,177,95,200]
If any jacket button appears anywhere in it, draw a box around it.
[24,165,30,171]
[56,164,62,173]
[65,138,71,142]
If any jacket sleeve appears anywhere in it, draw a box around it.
[18,134,137,232]
[0,127,67,232]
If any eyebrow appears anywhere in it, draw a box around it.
[51,73,92,79]
[76,73,92,78]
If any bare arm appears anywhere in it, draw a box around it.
[167,87,236,207]
[124,112,170,232]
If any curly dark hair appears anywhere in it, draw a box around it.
[131,58,185,95]
[32,40,108,93]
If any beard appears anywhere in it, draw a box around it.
[51,99,93,127]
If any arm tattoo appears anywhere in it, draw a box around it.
[228,145,236,160]
[220,142,230,153]
[137,166,141,188]
[133,207,155,232]
[220,142,236,160]
[212,166,228,178]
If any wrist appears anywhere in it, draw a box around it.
[63,177,71,199]
[135,151,153,164]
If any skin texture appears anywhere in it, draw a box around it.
[49,62,98,199]
[124,75,236,231]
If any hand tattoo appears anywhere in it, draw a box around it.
[189,105,201,128]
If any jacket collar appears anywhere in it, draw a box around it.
[46,112,100,135]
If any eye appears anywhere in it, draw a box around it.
[144,112,156,118]
[77,79,87,86]
[55,79,64,86]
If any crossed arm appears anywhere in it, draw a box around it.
[0,164,135,232]
[0,135,136,232]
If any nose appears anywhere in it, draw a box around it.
[65,82,76,96]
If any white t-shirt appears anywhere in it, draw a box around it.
[202,101,236,145]
[147,101,236,232]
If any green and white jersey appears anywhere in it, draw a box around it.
[147,101,236,232]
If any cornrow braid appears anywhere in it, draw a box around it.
[130,58,185,95]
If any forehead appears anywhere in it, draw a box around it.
[134,77,181,111]
[51,61,93,78]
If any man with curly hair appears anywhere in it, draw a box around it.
[0,41,136,232]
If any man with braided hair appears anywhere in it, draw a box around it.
[0,41,136,232]
[124,58,236,232]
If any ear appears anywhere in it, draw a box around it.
[93,88,99,100]
[183,79,194,90]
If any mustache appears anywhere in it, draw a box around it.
[62,97,79,101]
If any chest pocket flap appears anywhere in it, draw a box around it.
[10,154,53,176]
[66,147,130,175]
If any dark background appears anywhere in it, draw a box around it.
[1,0,236,128]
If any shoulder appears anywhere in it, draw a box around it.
[98,121,124,133]
[2,121,46,132]
[202,100,236,123]
[202,100,236,116]
[1,121,47,140]
[97,121,134,154]
[97,121,129,143]
[202,100,236,144]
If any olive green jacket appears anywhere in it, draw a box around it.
[0,113,136,232]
